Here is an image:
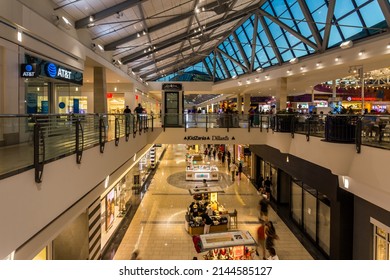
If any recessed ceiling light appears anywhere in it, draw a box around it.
[340,40,353,49]
[316,62,321,67]
[335,57,340,62]
[358,50,364,56]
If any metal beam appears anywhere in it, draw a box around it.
[232,32,251,70]
[257,13,283,65]
[120,3,264,64]
[250,14,259,72]
[203,59,213,77]
[105,13,191,51]
[217,50,232,78]
[377,0,390,28]
[217,48,248,72]
[258,9,319,51]
[104,0,230,50]
[322,0,336,52]
[141,47,215,79]
[75,0,142,29]
[132,30,231,72]
[296,0,322,48]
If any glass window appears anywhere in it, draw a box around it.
[337,13,363,40]
[334,0,355,19]
[359,1,386,31]
[291,182,302,225]
[310,4,327,32]
[214,56,226,80]
[270,166,277,200]
[372,222,390,260]
[25,79,50,114]
[375,235,387,260]
[318,200,330,255]
[303,188,317,241]
[327,27,343,48]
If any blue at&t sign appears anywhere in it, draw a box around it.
[45,62,73,80]
[45,63,57,78]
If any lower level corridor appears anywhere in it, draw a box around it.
[112,144,313,260]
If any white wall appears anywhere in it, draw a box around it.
[0,133,149,259]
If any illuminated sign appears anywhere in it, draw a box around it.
[22,55,83,85]
[45,63,75,81]
[183,136,234,141]
[21,64,38,77]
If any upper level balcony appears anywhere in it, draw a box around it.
[1,112,390,181]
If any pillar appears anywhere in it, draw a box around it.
[93,67,107,113]
[275,77,287,111]
[243,93,251,115]
[236,93,241,112]
[332,79,337,98]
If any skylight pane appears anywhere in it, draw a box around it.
[334,0,355,18]
[307,2,327,33]
[281,50,294,61]
[327,27,343,48]
[337,13,363,40]
[359,1,386,29]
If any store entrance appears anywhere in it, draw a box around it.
[25,78,50,114]
[55,84,87,113]
[107,93,125,114]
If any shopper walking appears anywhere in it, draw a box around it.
[257,221,267,260]
[230,161,237,181]
[238,161,243,180]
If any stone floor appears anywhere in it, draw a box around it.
[112,144,313,260]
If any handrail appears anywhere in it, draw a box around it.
[2,112,390,181]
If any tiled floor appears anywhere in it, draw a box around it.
[113,144,313,260]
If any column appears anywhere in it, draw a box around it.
[243,93,251,115]
[275,77,287,111]
[332,79,337,97]
[93,67,107,113]
[236,93,241,112]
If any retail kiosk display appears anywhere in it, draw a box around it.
[186,154,219,181]
[192,230,257,260]
[185,185,228,235]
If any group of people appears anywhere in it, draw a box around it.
[124,103,148,130]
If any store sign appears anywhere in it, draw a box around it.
[162,83,182,91]
[183,136,234,141]
[45,63,76,81]
[21,63,38,77]
[23,55,83,85]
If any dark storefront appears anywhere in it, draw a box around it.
[250,145,354,260]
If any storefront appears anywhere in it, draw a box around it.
[21,54,84,114]
[100,145,165,250]
[250,145,353,259]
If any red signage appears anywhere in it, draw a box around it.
[106,93,113,98]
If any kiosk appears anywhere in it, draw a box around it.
[192,230,258,260]
[185,186,228,235]
[186,154,218,181]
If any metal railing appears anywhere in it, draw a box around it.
[1,112,390,182]
[0,113,151,182]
